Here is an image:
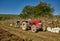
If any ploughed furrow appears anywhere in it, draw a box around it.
[0,23,60,41]
[0,27,25,41]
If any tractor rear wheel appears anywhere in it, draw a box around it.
[21,22,27,31]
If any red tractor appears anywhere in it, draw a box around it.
[21,19,46,32]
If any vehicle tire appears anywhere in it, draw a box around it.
[31,25,37,32]
[21,22,27,31]
[42,26,46,31]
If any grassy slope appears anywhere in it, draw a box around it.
[0,14,18,17]
[0,21,60,41]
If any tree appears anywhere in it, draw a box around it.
[19,2,54,18]
[35,2,54,17]
[22,5,34,14]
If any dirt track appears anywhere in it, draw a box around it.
[0,22,60,41]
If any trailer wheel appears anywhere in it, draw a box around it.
[31,25,37,32]
[21,22,27,31]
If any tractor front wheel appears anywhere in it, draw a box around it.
[42,26,46,31]
[31,25,37,32]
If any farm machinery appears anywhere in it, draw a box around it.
[21,19,46,32]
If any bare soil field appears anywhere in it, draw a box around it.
[0,20,60,41]
[0,28,24,41]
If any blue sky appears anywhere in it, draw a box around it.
[0,0,60,15]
